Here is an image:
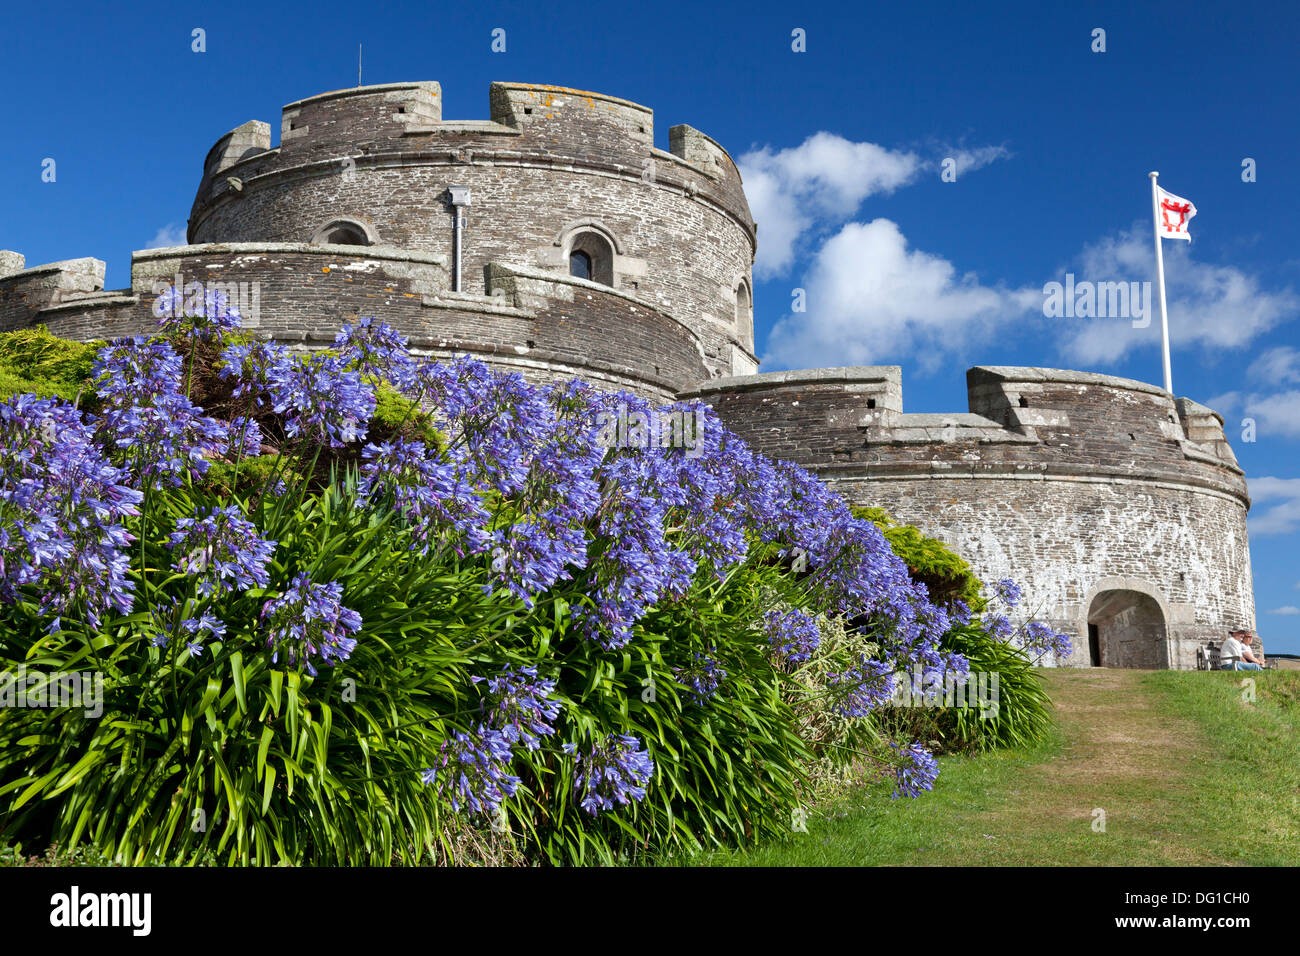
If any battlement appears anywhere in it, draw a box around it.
[0,254,109,332]
[683,365,1248,501]
[189,81,754,247]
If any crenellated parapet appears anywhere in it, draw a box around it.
[683,365,1249,504]
[0,242,707,403]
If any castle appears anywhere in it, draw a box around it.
[0,81,1256,669]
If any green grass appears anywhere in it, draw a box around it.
[691,669,1300,866]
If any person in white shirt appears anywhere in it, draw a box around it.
[1219,630,1262,670]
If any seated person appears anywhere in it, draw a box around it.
[1219,630,1263,670]
[1243,632,1266,667]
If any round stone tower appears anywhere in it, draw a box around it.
[684,365,1256,669]
[188,81,758,384]
[2,81,757,403]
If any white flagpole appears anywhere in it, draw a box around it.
[1149,171,1174,394]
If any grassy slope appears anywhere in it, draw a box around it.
[698,669,1300,866]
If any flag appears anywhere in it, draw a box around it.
[1156,185,1196,240]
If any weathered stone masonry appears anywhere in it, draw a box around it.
[682,366,1256,668]
[0,81,1256,668]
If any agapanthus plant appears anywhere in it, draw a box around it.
[168,503,276,597]
[473,665,562,752]
[153,283,243,342]
[0,393,141,628]
[564,733,655,816]
[260,573,362,676]
[422,725,521,816]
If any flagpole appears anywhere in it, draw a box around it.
[1149,171,1174,394]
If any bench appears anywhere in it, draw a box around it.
[1200,640,1275,670]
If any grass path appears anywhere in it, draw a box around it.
[699,669,1300,866]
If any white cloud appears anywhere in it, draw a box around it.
[145,223,188,250]
[1270,606,1300,615]
[944,144,1012,178]
[1247,476,1300,536]
[737,133,1015,280]
[762,218,1039,371]
[1205,348,1300,439]
[1248,346,1300,386]
[1059,227,1299,364]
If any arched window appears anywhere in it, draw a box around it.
[567,231,614,286]
[569,250,592,281]
[310,218,376,246]
[735,279,753,346]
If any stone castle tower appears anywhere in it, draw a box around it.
[0,81,1256,669]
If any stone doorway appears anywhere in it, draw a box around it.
[1086,590,1169,669]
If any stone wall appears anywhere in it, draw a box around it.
[684,366,1256,669]
[0,243,706,403]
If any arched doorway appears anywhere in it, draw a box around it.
[1086,589,1169,669]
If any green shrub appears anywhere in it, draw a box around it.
[856,506,985,611]
[854,506,1055,754]
[0,327,99,403]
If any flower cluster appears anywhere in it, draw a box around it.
[94,338,229,486]
[168,504,276,597]
[335,317,419,392]
[268,352,376,448]
[474,665,562,752]
[220,340,290,405]
[564,733,655,816]
[179,611,226,657]
[0,394,141,628]
[673,652,727,705]
[153,284,243,341]
[764,608,821,664]
[993,578,1022,608]
[358,438,493,557]
[260,574,362,676]
[891,742,940,799]
[827,656,897,718]
[421,726,520,816]
[1022,620,1074,660]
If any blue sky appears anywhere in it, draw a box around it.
[3,0,1298,651]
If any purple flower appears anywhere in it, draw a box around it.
[1022,619,1073,659]
[0,393,141,629]
[180,611,226,657]
[994,579,1022,608]
[673,652,727,705]
[891,742,939,799]
[93,338,229,486]
[227,416,264,458]
[335,317,419,393]
[474,664,562,751]
[267,351,375,448]
[168,504,276,597]
[260,573,362,676]
[358,438,493,557]
[422,724,520,816]
[220,340,291,405]
[764,608,821,664]
[985,614,1014,641]
[564,733,654,815]
[153,283,242,340]
[828,657,896,718]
